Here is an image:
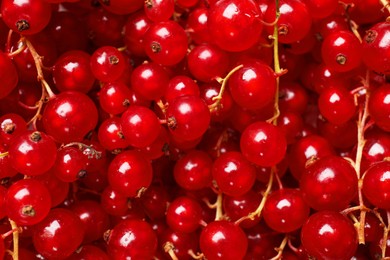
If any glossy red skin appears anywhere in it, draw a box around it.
[300,155,358,211]
[160,228,199,260]
[5,179,51,226]
[99,0,143,15]
[362,22,390,74]
[107,219,157,259]
[8,131,57,176]
[139,185,169,220]
[304,0,338,19]
[165,75,200,103]
[301,211,358,260]
[263,189,310,233]
[228,61,276,110]
[107,150,153,197]
[144,21,188,66]
[166,95,211,141]
[200,220,248,260]
[70,200,110,243]
[1,0,52,35]
[212,151,256,197]
[131,62,169,101]
[208,0,263,52]
[0,113,27,147]
[99,81,132,115]
[264,0,312,44]
[120,105,161,148]
[186,7,211,44]
[68,245,109,260]
[144,0,174,22]
[173,150,213,190]
[52,146,88,182]
[166,196,202,233]
[98,117,129,151]
[240,121,287,167]
[90,46,126,82]
[187,44,230,83]
[368,84,390,131]
[42,91,98,143]
[53,50,95,93]
[124,11,152,57]
[33,208,85,259]
[363,161,390,209]
[100,186,129,216]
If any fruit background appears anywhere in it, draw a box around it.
[0,0,389,259]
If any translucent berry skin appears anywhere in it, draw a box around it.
[173,150,213,190]
[106,219,157,259]
[144,21,188,66]
[123,11,152,57]
[42,91,98,143]
[368,84,390,132]
[68,245,109,260]
[99,81,132,115]
[362,22,390,74]
[187,44,230,83]
[212,151,256,197]
[5,179,51,226]
[208,0,263,52]
[318,86,356,125]
[99,0,143,15]
[228,61,276,110]
[0,50,18,99]
[166,95,211,141]
[362,161,390,209]
[301,211,358,260]
[53,50,95,93]
[33,208,85,259]
[240,121,287,167]
[131,62,169,101]
[166,196,203,233]
[107,150,153,198]
[144,0,174,22]
[263,189,310,233]
[8,131,57,176]
[120,105,161,148]
[90,46,126,82]
[1,0,52,35]
[300,155,358,211]
[98,117,129,152]
[165,75,200,103]
[264,0,312,44]
[0,113,27,147]
[52,146,88,183]
[200,220,248,260]
[321,30,362,72]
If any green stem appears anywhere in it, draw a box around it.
[271,0,281,126]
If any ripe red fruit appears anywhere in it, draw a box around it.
[240,121,287,167]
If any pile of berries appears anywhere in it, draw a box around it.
[0,0,390,259]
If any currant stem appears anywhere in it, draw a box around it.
[0,152,9,158]
[23,37,55,99]
[214,192,224,221]
[270,235,289,260]
[208,64,243,112]
[9,219,19,260]
[63,142,102,159]
[271,0,282,126]
[380,0,390,20]
[163,242,179,260]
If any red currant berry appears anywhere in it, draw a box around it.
[5,179,51,226]
[240,121,287,167]
[144,0,174,22]
[166,196,203,233]
[301,211,357,260]
[1,0,52,35]
[263,189,310,233]
[52,146,88,183]
[0,113,27,147]
[144,21,188,66]
[8,131,57,176]
[200,220,248,260]
[0,51,18,99]
[362,161,390,209]
[90,46,126,82]
[98,116,128,152]
[53,50,95,93]
[106,219,157,259]
[212,151,256,197]
[121,105,161,148]
[166,95,211,141]
[362,22,390,75]
[368,84,390,132]
[42,91,98,143]
[208,0,263,52]
[107,150,153,198]
[33,208,85,259]
[300,155,358,211]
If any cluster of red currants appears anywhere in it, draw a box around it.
[0,0,390,259]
